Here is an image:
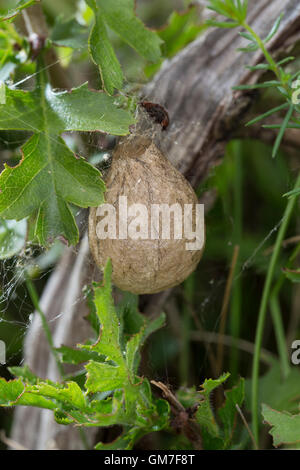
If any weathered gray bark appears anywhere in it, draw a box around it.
[11,0,300,449]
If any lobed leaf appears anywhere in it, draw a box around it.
[262,404,300,447]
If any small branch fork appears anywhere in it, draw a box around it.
[151,380,203,450]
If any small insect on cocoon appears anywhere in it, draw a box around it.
[89,133,205,294]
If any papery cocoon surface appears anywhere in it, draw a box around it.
[89,135,205,294]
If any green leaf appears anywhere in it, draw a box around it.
[0,217,26,259]
[245,361,300,415]
[277,57,295,67]
[0,377,57,410]
[282,268,300,283]
[0,83,133,134]
[84,260,125,365]
[196,373,230,444]
[218,378,245,446]
[87,0,162,93]
[206,19,239,29]
[95,433,132,450]
[95,0,162,62]
[0,261,170,447]
[272,104,294,158]
[55,345,104,364]
[245,63,270,71]
[31,381,87,410]
[158,6,205,58]
[51,16,89,49]
[0,80,5,104]
[262,404,300,447]
[233,81,280,90]
[206,0,248,22]
[0,0,37,22]
[245,102,289,127]
[0,79,134,245]
[85,361,126,393]
[0,377,24,404]
[284,187,300,197]
[118,292,143,335]
[87,1,124,95]
[200,372,230,396]
[8,365,40,384]
[264,13,284,43]
[0,134,104,245]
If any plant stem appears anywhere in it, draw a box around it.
[229,141,243,382]
[269,242,300,377]
[25,276,65,378]
[180,274,195,384]
[241,21,289,86]
[216,244,240,376]
[269,295,290,379]
[251,170,300,446]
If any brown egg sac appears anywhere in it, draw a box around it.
[88,135,205,294]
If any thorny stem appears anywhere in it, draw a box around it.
[251,170,300,446]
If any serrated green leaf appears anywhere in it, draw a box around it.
[200,372,230,396]
[126,330,144,377]
[8,365,40,384]
[55,345,104,365]
[0,377,57,410]
[0,134,105,245]
[126,313,166,376]
[262,404,300,447]
[245,361,300,415]
[196,373,230,443]
[0,377,24,404]
[85,260,125,365]
[118,292,143,335]
[0,83,133,134]
[0,78,134,245]
[31,381,87,410]
[85,361,126,393]
[218,378,245,446]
